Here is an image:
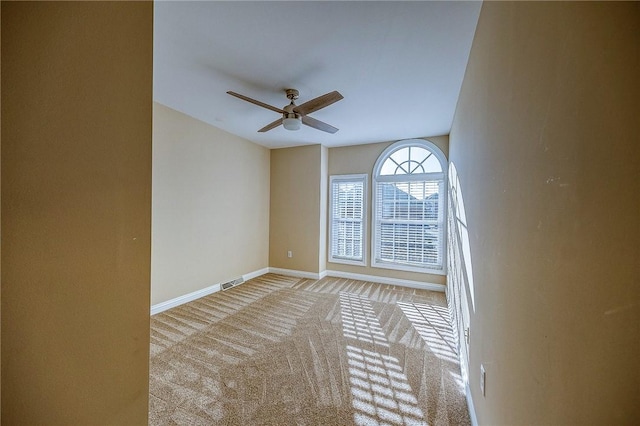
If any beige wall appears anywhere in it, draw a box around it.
[327,137,449,285]
[1,2,152,424]
[319,145,328,273]
[270,145,323,273]
[0,3,3,419]
[449,2,639,424]
[152,103,270,305]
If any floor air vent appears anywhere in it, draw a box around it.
[221,277,244,291]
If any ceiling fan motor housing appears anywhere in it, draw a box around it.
[283,103,299,116]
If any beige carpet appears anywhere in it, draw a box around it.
[149,274,470,425]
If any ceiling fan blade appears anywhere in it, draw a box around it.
[227,91,284,114]
[293,91,343,116]
[302,116,339,134]
[258,118,283,132]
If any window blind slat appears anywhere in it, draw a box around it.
[373,142,446,272]
[330,174,367,265]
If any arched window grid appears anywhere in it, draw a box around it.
[371,139,448,275]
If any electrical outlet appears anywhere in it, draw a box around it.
[287,250,293,258]
[480,364,486,397]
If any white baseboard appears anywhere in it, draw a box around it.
[268,267,322,280]
[466,383,478,426]
[153,266,445,315]
[325,270,445,293]
[151,282,221,316]
[267,268,445,292]
[151,267,269,315]
[243,267,270,282]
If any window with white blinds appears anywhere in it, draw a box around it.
[329,174,367,265]
[372,140,447,274]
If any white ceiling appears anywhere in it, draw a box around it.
[154,1,482,149]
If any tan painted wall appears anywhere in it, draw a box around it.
[327,137,449,285]
[270,145,322,273]
[319,145,328,273]
[1,2,152,424]
[0,4,3,419]
[449,2,640,424]
[152,103,270,305]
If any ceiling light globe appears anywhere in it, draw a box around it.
[283,116,301,131]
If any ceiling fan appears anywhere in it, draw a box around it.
[227,89,343,133]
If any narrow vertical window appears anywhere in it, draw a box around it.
[372,139,447,274]
[329,174,367,265]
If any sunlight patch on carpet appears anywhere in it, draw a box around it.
[397,302,458,364]
[340,293,427,425]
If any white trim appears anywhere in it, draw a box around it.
[243,267,270,282]
[373,139,448,177]
[466,383,479,426]
[376,171,445,183]
[150,267,269,315]
[329,173,368,266]
[151,282,221,316]
[151,266,445,315]
[371,139,449,275]
[329,257,367,267]
[268,267,445,292]
[371,260,446,276]
[268,267,322,280]
[325,270,445,293]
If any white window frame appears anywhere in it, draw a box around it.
[371,139,448,275]
[329,174,367,266]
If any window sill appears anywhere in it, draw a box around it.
[329,256,366,267]
[371,260,445,276]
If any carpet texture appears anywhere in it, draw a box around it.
[149,274,470,425]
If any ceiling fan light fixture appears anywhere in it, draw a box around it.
[283,115,301,131]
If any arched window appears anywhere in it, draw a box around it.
[372,139,447,274]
